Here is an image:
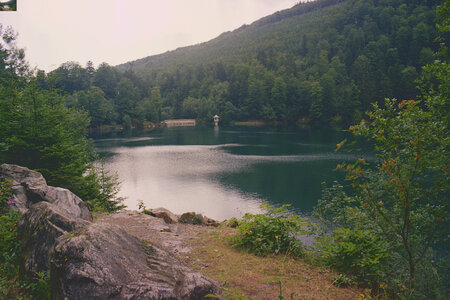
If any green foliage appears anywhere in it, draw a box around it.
[231,205,309,257]
[66,86,115,127]
[137,200,154,216]
[48,61,90,94]
[0,180,21,300]
[0,180,50,300]
[332,273,355,288]
[32,0,440,128]
[315,99,448,295]
[79,161,126,213]
[0,25,124,214]
[314,181,362,228]
[316,228,391,287]
[21,271,50,300]
[314,6,449,295]
[224,218,240,228]
[0,180,20,279]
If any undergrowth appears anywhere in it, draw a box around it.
[230,204,311,257]
[0,179,50,300]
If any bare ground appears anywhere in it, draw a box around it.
[98,210,363,300]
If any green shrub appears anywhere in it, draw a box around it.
[0,179,19,276]
[332,273,355,287]
[0,208,21,278]
[231,205,310,257]
[316,228,391,288]
[21,271,50,300]
[0,179,50,299]
[225,218,240,228]
[0,179,23,298]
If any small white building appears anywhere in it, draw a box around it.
[213,115,220,126]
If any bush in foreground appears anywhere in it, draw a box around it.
[231,204,310,257]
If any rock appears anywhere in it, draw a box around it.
[18,202,90,278]
[45,186,91,221]
[179,212,204,225]
[10,185,28,212]
[179,212,220,227]
[151,207,179,224]
[0,164,91,221]
[5,164,220,298]
[153,223,172,232]
[0,163,48,204]
[98,211,196,255]
[51,222,221,300]
[203,216,221,227]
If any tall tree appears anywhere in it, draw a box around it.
[0,25,123,212]
[93,62,119,99]
[48,61,90,94]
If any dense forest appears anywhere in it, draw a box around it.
[41,0,443,128]
[0,0,448,298]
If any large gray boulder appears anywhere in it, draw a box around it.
[7,163,221,299]
[45,186,91,221]
[51,222,221,300]
[0,163,47,204]
[0,164,91,221]
[18,201,90,277]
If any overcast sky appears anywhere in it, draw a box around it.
[0,0,301,72]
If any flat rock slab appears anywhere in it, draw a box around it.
[51,222,220,299]
[98,210,213,256]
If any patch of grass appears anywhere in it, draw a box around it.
[184,228,362,300]
[142,240,155,255]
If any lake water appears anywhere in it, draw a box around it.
[93,126,360,221]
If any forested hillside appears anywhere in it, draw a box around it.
[48,0,442,127]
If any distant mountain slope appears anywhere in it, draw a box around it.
[111,0,440,124]
[116,0,348,72]
[50,0,443,128]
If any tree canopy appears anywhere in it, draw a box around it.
[0,25,124,212]
[43,0,441,128]
[313,2,449,296]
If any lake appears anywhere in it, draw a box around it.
[93,126,361,221]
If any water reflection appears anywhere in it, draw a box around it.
[103,144,264,220]
[94,126,359,220]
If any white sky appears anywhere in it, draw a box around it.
[0,0,300,72]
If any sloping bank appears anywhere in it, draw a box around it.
[0,163,220,299]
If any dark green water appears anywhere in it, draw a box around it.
[93,126,362,220]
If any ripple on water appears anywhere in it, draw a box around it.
[97,127,362,220]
